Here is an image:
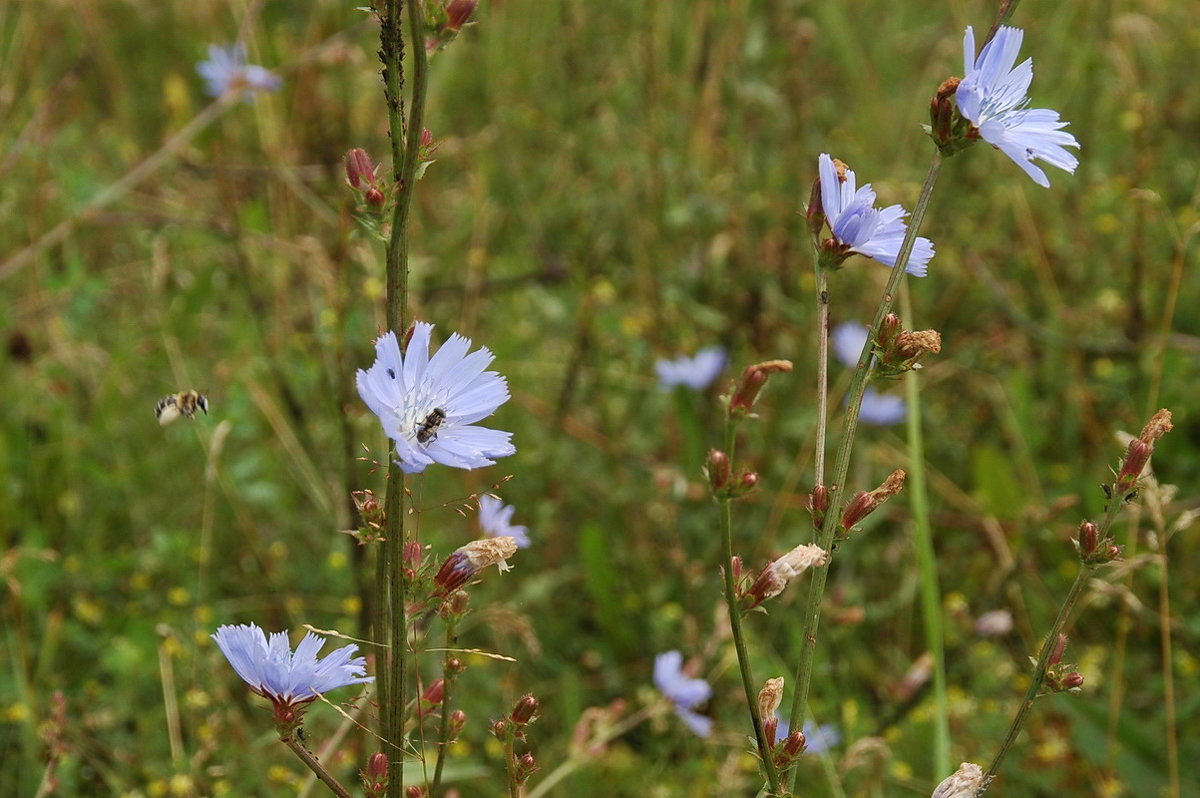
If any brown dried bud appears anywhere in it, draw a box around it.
[757,677,784,724]
[930,78,961,147]
[511,694,539,725]
[895,330,942,360]
[840,470,906,530]
[745,544,830,608]
[434,537,518,594]
[706,449,732,493]
[930,762,986,798]
[729,360,793,417]
[1138,409,1173,445]
[806,173,826,239]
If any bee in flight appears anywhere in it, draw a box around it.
[415,407,446,444]
[155,390,209,426]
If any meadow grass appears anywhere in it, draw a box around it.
[1,0,1197,795]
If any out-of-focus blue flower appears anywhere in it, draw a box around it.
[831,322,870,368]
[956,26,1079,188]
[653,650,713,738]
[655,347,727,391]
[773,715,842,755]
[479,495,530,548]
[860,388,906,426]
[357,323,515,474]
[831,321,904,426]
[818,153,934,277]
[211,623,373,706]
[197,43,282,99]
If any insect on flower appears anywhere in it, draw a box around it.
[415,407,447,444]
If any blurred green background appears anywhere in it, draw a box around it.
[2,0,1197,795]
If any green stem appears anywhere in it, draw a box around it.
[719,424,781,795]
[813,268,830,486]
[786,152,943,793]
[283,735,353,798]
[900,288,949,777]
[984,565,1093,780]
[430,625,458,797]
[504,734,521,798]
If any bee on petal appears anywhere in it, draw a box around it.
[156,390,209,426]
[415,407,447,444]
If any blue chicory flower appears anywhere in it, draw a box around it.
[197,43,282,99]
[818,153,935,277]
[211,623,373,706]
[956,26,1080,188]
[831,322,870,369]
[655,347,727,391]
[479,495,530,548]
[357,323,515,474]
[654,650,713,738]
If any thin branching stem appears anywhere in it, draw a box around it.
[786,152,943,793]
[719,423,782,795]
[430,623,458,797]
[813,268,830,486]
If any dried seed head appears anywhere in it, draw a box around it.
[840,469,906,530]
[757,677,785,720]
[746,544,830,607]
[1138,409,1173,444]
[930,762,987,798]
[729,360,793,417]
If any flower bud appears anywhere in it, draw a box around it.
[929,78,961,148]
[406,787,423,798]
[930,762,986,798]
[807,485,829,531]
[511,694,539,725]
[806,173,826,239]
[1116,439,1151,493]
[449,709,467,736]
[434,537,518,594]
[403,540,423,574]
[368,752,389,781]
[840,470,906,531]
[1062,671,1084,690]
[365,187,386,208]
[744,544,830,609]
[516,752,539,783]
[1077,521,1098,558]
[491,719,507,739]
[781,729,808,758]
[345,148,375,189]
[1048,634,1068,666]
[422,678,445,706]
[706,449,732,493]
[445,0,477,31]
[729,360,793,418]
[877,313,902,352]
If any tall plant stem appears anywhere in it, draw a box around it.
[786,152,942,793]
[284,735,353,798]
[900,286,950,777]
[719,415,781,794]
[985,564,1091,780]
[377,2,429,797]
[813,269,830,486]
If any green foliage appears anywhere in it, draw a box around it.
[2,1,1197,796]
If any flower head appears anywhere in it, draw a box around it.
[196,43,282,99]
[211,623,373,707]
[655,347,727,391]
[956,26,1079,188]
[653,651,713,737]
[479,495,530,548]
[357,324,515,474]
[817,154,934,277]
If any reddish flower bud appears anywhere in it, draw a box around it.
[1048,634,1068,666]
[1077,521,1098,558]
[406,787,423,798]
[808,485,829,531]
[446,657,464,675]
[422,678,445,706]
[782,729,808,758]
[706,449,732,493]
[365,187,386,208]
[729,360,793,417]
[1116,439,1151,492]
[840,470,906,531]
[491,719,507,739]
[877,313,901,352]
[367,752,389,781]
[737,471,759,493]
[345,148,375,189]
[511,694,539,725]
[449,709,467,736]
[420,127,434,148]
[445,0,477,31]
[806,173,826,239]
[1062,672,1084,690]
[404,540,423,572]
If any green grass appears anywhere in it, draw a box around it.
[2,0,1198,795]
